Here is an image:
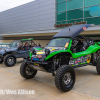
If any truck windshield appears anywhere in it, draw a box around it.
[47,38,70,47]
[10,42,20,48]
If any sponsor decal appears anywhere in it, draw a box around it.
[83,27,86,30]
[38,55,42,58]
[31,55,36,58]
[69,55,91,66]
[31,58,39,61]
[37,51,45,54]
[75,60,81,64]
[82,56,87,63]
[69,60,74,65]
[47,47,56,51]
[65,43,69,48]
[87,54,91,63]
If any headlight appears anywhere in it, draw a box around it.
[45,49,50,56]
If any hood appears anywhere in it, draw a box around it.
[36,47,64,55]
[0,47,17,54]
[53,24,91,39]
[5,47,17,51]
[0,49,6,54]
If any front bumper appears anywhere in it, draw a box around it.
[25,60,51,72]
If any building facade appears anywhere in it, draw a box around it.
[56,0,100,25]
[0,0,100,46]
[0,0,56,46]
[0,0,55,34]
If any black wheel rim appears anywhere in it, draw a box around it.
[26,66,34,75]
[7,57,14,65]
[63,72,72,85]
[62,71,73,88]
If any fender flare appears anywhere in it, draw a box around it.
[45,49,72,61]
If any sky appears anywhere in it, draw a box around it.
[0,0,35,12]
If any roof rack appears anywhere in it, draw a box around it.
[21,38,34,41]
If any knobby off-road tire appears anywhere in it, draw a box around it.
[0,58,3,64]
[4,54,16,67]
[92,53,97,66]
[20,61,37,79]
[55,65,75,92]
[96,56,100,75]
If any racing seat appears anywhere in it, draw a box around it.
[76,40,84,52]
[29,45,32,49]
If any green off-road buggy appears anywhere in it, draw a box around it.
[20,24,100,92]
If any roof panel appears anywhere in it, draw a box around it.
[53,24,91,39]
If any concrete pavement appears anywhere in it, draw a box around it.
[0,58,100,100]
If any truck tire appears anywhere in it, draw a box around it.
[4,54,16,67]
[55,65,75,92]
[96,56,100,75]
[20,61,37,79]
[92,53,97,66]
[0,58,3,64]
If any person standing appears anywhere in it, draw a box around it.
[38,43,41,47]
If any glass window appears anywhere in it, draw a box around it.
[84,0,100,7]
[57,12,66,21]
[57,21,66,25]
[10,41,20,48]
[67,9,83,20]
[67,0,83,10]
[57,2,66,12]
[67,19,83,24]
[84,5,100,18]
[57,0,66,3]
[47,38,70,47]
[84,17,100,25]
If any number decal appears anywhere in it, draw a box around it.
[69,54,91,66]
